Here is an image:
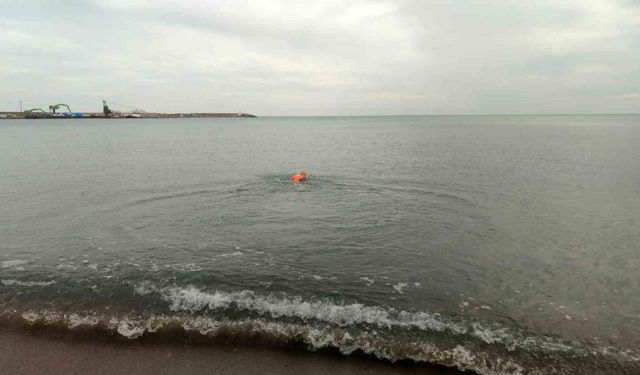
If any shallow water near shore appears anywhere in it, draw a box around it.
[1,115,639,374]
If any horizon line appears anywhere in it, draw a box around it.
[2,111,639,118]
[257,113,640,117]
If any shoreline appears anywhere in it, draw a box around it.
[0,328,470,375]
[0,112,257,119]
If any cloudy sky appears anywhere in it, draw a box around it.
[1,0,639,115]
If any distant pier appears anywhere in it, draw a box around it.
[0,112,257,119]
[1,99,257,119]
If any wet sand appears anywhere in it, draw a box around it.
[0,329,468,375]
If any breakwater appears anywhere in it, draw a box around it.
[0,112,257,119]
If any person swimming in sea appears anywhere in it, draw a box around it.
[290,171,309,182]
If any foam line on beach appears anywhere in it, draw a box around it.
[150,284,585,354]
[13,309,524,374]
[0,299,634,375]
[7,306,639,375]
[136,284,640,363]
[2,281,638,374]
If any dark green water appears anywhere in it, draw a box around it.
[1,116,639,374]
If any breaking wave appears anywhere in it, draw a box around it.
[2,282,637,374]
[10,309,528,374]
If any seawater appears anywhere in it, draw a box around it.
[1,116,639,374]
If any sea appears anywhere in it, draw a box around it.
[1,115,639,374]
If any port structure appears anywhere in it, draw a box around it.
[48,104,72,114]
[23,108,50,119]
[103,100,112,117]
[24,108,47,114]
[2,100,256,119]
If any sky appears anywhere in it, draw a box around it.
[1,0,639,115]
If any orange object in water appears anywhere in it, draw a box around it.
[290,171,308,182]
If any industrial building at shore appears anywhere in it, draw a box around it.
[0,100,256,119]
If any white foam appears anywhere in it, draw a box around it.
[160,285,464,334]
[470,323,514,348]
[392,283,408,294]
[1,279,56,287]
[133,280,157,296]
[15,310,528,374]
[312,275,322,280]
[111,317,146,339]
[161,285,604,357]
[57,264,77,271]
[21,311,41,324]
[124,283,640,366]
[360,277,375,285]
[67,313,100,329]
[13,305,640,375]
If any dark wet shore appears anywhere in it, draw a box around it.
[0,328,469,375]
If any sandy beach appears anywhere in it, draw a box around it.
[0,328,468,375]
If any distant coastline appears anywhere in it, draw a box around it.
[0,112,257,119]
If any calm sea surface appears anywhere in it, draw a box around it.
[1,116,639,373]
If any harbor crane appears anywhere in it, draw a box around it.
[102,100,112,117]
[103,100,144,118]
[49,103,72,114]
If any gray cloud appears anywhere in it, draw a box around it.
[1,0,639,115]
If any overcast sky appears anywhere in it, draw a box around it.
[1,0,639,115]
